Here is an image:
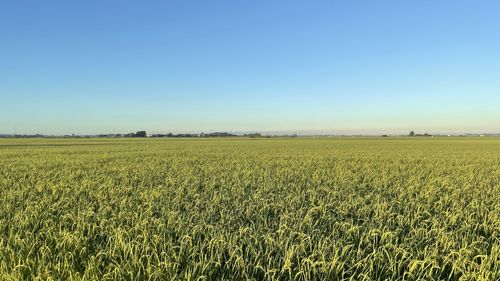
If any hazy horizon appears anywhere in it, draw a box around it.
[2,1,499,134]
[2,127,500,136]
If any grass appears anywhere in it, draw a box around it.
[0,137,499,280]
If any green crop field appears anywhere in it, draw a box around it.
[0,138,499,280]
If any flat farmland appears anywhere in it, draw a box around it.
[0,138,498,280]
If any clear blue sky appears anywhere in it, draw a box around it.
[1,0,499,135]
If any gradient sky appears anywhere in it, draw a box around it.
[1,0,499,135]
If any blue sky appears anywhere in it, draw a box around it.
[1,0,499,135]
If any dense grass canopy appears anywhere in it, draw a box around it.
[0,138,499,280]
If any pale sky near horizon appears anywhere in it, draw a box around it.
[1,0,499,135]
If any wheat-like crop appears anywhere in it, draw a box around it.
[0,138,498,280]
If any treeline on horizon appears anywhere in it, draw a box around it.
[95,131,277,138]
[0,131,298,139]
[1,130,498,139]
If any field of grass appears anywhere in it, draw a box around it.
[0,137,499,280]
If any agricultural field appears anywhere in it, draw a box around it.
[0,137,499,280]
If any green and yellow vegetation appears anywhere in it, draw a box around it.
[0,138,498,280]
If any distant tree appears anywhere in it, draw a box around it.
[135,131,147,137]
[409,131,415,137]
[205,132,236,137]
[244,133,262,138]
